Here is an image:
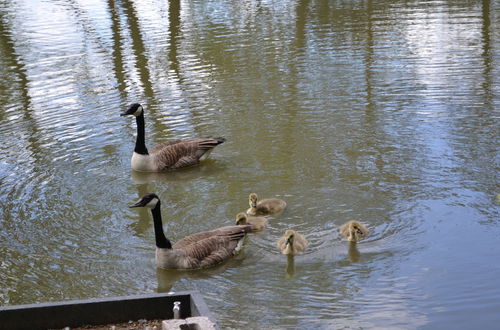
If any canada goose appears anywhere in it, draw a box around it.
[246,193,286,216]
[130,193,252,269]
[121,103,225,172]
[277,230,307,255]
[235,212,268,232]
[339,220,369,242]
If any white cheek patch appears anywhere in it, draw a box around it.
[145,197,159,209]
[134,106,143,116]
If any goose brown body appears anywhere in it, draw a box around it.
[246,193,286,216]
[130,193,252,270]
[339,220,369,242]
[159,225,252,269]
[148,137,226,171]
[122,103,225,172]
[235,212,268,232]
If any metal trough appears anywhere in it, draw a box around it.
[0,291,217,330]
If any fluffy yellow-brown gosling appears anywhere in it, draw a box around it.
[235,212,268,232]
[247,193,286,216]
[339,220,369,242]
[277,229,307,255]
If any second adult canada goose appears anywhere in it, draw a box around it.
[121,103,225,172]
[277,230,307,255]
[235,212,268,232]
[130,193,252,270]
[339,220,369,242]
[246,193,286,216]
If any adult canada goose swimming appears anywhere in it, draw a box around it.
[130,193,252,270]
[246,193,286,216]
[277,229,307,255]
[339,220,369,242]
[121,103,225,172]
[235,212,268,232]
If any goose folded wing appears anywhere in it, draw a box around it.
[151,138,222,155]
[150,141,195,169]
[173,225,250,250]
[151,138,221,170]
[194,137,226,150]
[173,231,219,249]
[179,236,239,268]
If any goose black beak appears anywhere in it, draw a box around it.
[121,103,141,116]
[121,109,135,116]
[129,200,146,208]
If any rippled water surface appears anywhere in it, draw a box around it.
[1,0,499,329]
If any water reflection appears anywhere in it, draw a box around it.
[347,242,362,263]
[285,254,295,279]
[130,160,226,185]
[0,12,31,119]
[0,0,499,329]
[168,0,181,78]
[480,0,494,109]
[107,0,127,96]
[122,0,154,100]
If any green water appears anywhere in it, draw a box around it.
[0,0,499,328]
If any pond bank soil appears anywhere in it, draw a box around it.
[59,316,216,330]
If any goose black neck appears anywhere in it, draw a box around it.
[150,203,172,249]
[134,112,149,155]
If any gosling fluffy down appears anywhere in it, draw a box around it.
[277,229,307,255]
[339,220,368,242]
[235,212,268,232]
[247,193,286,216]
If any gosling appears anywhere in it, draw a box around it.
[235,212,268,232]
[247,193,286,216]
[277,229,307,255]
[339,220,369,242]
